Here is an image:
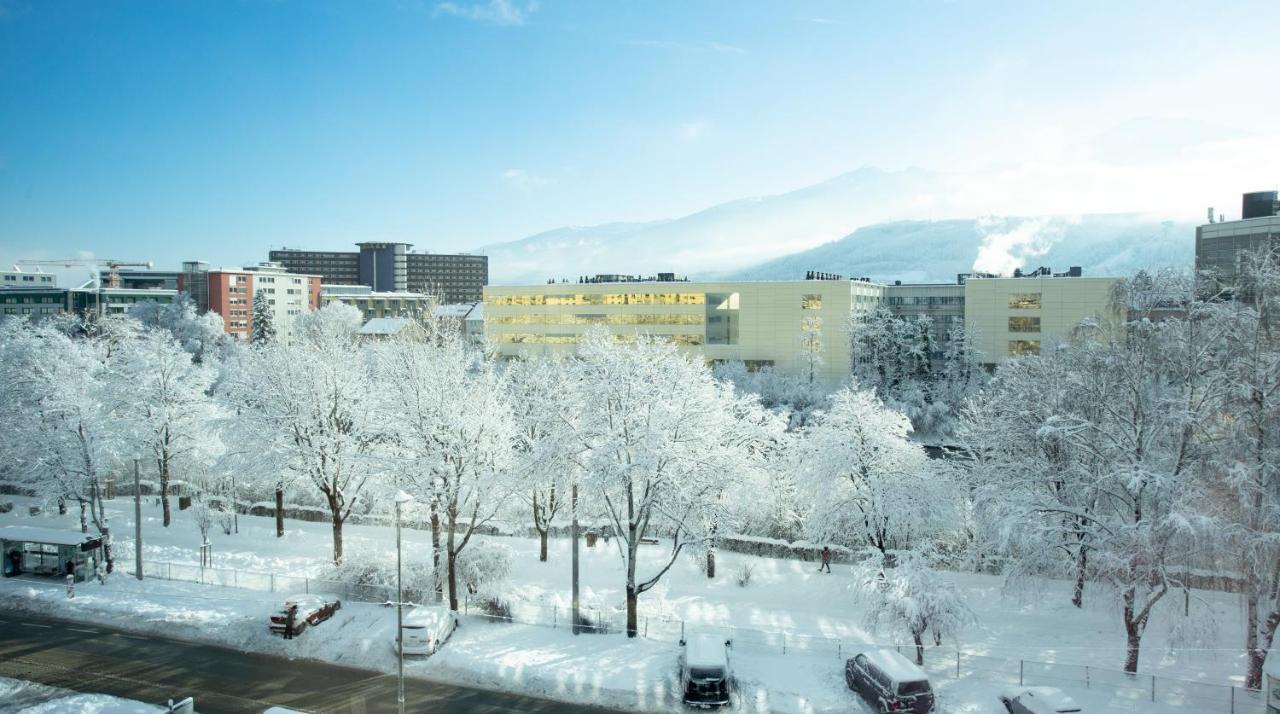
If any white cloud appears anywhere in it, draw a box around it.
[500,168,552,190]
[433,0,538,26]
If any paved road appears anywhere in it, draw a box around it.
[0,613,622,713]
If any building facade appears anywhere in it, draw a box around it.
[269,242,488,303]
[179,262,321,341]
[484,278,882,388]
[319,284,434,321]
[962,275,1121,364]
[0,270,57,289]
[1196,191,1280,298]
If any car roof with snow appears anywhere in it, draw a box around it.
[684,634,729,669]
[282,594,335,608]
[403,606,451,626]
[1004,687,1080,712]
[856,648,929,683]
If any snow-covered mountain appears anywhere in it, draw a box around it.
[475,167,1197,285]
[721,214,1195,284]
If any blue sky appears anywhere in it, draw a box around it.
[1,0,1277,271]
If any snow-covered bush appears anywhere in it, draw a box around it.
[325,544,436,603]
[734,562,755,588]
[452,541,512,597]
[854,548,975,665]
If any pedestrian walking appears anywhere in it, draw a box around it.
[819,546,832,574]
[96,559,107,585]
[284,603,298,639]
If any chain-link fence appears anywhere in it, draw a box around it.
[130,559,1267,713]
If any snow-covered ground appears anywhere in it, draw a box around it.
[0,495,1259,713]
[0,676,161,713]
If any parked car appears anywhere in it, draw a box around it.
[999,687,1083,714]
[845,649,935,713]
[268,594,341,636]
[393,605,458,656]
[678,633,733,708]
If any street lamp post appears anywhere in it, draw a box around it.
[394,490,414,714]
[134,458,143,580]
[571,481,579,635]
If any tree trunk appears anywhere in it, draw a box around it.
[447,523,459,612]
[626,519,639,638]
[331,513,344,565]
[1123,591,1142,673]
[1244,597,1279,690]
[1071,545,1087,608]
[159,456,171,527]
[538,529,549,562]
[626,584,638,638]
[79,501,88,533]
[274,487,284,538]
[1245,592,1261,689]
[431,499,442,601]
[912,628,925,666]
[706,550,715,579]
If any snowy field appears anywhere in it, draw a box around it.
[0,495,1261,713]
[0,675,160,713]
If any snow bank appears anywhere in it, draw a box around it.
[0,676,161,713]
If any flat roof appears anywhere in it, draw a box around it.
[0,525,100,546]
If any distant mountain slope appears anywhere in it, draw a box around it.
[720,214,1195,283]
[477,167,983,284]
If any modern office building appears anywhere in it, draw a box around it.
[0,269,57,289]
[70,287,178,316]
[179,261,321,341]
[269,242,488,303]
[0,287,68,320]
[484,276,883,388]
[484,269,1122,385]
[962,273,1121,363]
[98,269,181,291]
[1196,191,1280,298]
[319,284,434,321]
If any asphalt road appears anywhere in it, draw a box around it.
[0,613,622,713]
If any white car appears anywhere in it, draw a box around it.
[999,686,1083,714]
[393,605,458,656]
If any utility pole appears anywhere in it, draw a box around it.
[571,481,580,635]
[134,458,143,580]
[394,491,414,714]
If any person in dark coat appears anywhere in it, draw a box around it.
[819,546,832,574]
[284,603,298,639]
[7,550,19,577]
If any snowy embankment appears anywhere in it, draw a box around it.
[0,675,161,713]
[0,495,1248,713]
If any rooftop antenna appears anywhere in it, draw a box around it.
[1207,207,1215,223]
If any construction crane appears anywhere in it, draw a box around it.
[17,258,154,288]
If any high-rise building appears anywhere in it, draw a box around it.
[0,269,57,289]
[1197,190,1280,297]
[180,261,321,341]
[268,242,488,303]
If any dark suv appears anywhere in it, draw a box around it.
[845,649,935,713]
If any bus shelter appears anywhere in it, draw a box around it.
[0,525,103,582]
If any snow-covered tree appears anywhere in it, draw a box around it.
[115,329,222,527]
[504,358,574,562]
[227,303,382,564]
[250,290,275,345]
[566,329,772,636]
[855,548,975,665]
[372,328,517,611]
[795,387,956,555]
[129,294,231,364]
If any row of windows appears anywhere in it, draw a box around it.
[1008,340,1040,356]
[493,332,705,346]
[488,313,705,326]
[2,275,54,283]
[1009,293,1042,309]
[0,296,61,304]
[2,306,60,314]
[887,296,964,306]
[1008,316,1041,333]
[488,293,706,307]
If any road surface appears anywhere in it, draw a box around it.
[0,613,621,713]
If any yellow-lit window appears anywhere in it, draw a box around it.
[1009,293,1041,309]
[1008,317,1041,333]
[1008,340,1040,357]
[802,294,823,310]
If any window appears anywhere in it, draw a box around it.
[705,292,740,345]
[1008,340,1040,357]
[1008,293,1041,309]
[1008,316,1041,333]
[801,294,823,310]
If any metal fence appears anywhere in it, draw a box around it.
[130,560,1267,714]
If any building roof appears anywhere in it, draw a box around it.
[358,317,413,335]
[0,525,101,546]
